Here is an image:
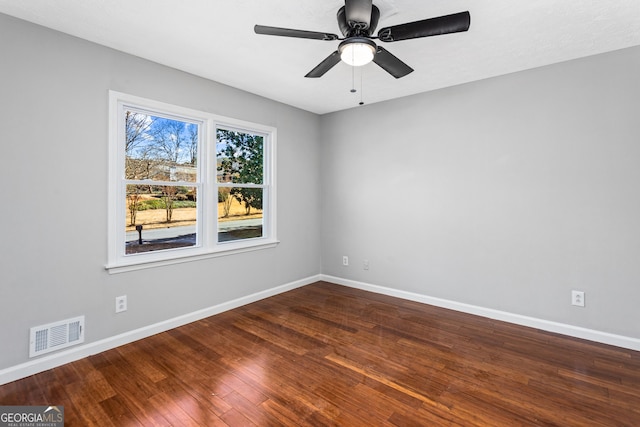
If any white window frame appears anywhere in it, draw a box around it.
[107,91,277,273]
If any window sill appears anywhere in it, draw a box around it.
[105,239,280,274]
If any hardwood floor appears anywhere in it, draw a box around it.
[1,281,639,426]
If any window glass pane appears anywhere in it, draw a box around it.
[125,110,198,182]
[218,187,263,242]
[126,184,197,254]
[216,129,263,184]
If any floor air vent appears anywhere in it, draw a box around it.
[29,316,85,358]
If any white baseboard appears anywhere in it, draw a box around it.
[321,274,640,352]
[0,274,320,386]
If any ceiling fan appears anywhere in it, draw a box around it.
[254,0,470,79]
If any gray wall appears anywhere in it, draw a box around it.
[321,45,640,339]
[0,14,322,370]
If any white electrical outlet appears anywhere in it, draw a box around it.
[115,295,127,313]
[342,256,349,266]
[571,290,585,307]
[363,259,369,270]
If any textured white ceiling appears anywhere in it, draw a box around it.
[1,0,639,114]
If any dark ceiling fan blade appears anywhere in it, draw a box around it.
[305,51,341,78]
[372,46,413,78]
[344,0,373,29]
[377,11,470,42]
[254,25,338,41]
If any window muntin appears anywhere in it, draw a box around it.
[108,91,277,272]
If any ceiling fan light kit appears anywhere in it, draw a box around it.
[255,0,470,79]
[339,38,376,66]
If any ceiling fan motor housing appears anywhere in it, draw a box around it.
[337,5,380,37]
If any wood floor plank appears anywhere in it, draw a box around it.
[1,281,639,426]
[146,391,204,426]
[219,391,277,426]
[64,381,120,427]
[259,398,306,426]
[99,395,145,427]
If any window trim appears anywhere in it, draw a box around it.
[107,91,278,274]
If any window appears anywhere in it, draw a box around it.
[108,91,277,272]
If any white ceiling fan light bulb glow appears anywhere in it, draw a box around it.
[339,38,376,66]
[341,43,375,66]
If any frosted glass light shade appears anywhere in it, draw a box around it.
[339,40,376,66]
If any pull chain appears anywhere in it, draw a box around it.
[349,65,365,106]
[350,64,356,93]
[359,67,364,106]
